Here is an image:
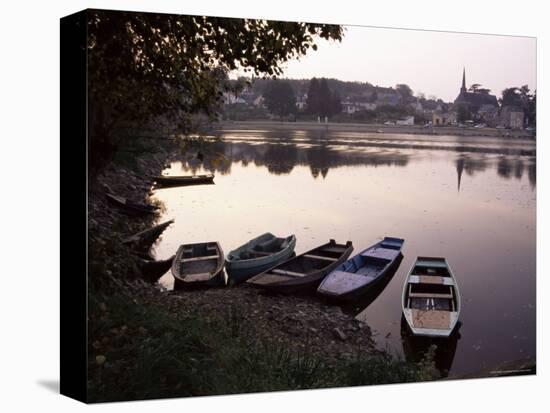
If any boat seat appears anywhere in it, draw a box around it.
[303,254,337,261]
[408,292,453,299]
[181,255,219,262]
[271,269,304,277]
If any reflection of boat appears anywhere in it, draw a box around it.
[402,257,461,338]
[105,193,159,216]
[247,240,353,293]
[172,242,224,289]
[400,315,461,378]
[226,233,297,284]
[151,174,215,187]
[317,237,404,301]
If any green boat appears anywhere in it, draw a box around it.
[226,233,297,284]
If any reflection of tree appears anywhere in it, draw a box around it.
[514,159,524,180]
[528,163,536,189]
[455,154,535,191]
[262,144,298,175]
[171,137,536,191]
[172,138,411,178]
[456,156,464,192]
[497,157,513,179]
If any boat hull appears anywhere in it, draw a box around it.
[317,237,404,301]
[401,256,461,338]
[247,240,353,294]
[172,242,225,289]
[226,233,297,284]
[152,174,215,187]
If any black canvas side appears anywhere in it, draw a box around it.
[60,9,88,403]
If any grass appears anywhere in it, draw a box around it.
[88,287,440,403]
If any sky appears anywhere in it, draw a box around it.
[276,25,536,102]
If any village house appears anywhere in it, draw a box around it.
[500,106,525,129]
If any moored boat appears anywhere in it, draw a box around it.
[171,242,224,289]
[106,193,159,216]
[151,174,215,187]
[135,254,175,283]
[226,233,297,284]
[246,239,353,293]
[317,237,404,301]
[402,257,461,338]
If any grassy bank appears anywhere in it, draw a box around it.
[88,287,439,402]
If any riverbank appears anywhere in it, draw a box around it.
[211,120,535,139]
[87,136,440,402]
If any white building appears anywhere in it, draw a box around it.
[395,116,415,125]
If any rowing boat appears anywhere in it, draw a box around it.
[317,237,404,301]
[105,193,159,216]
[402,256,461,338]
[226,233,297,284]
[151,174,215,187]
[171,242,224,289]
[246,240,353,293]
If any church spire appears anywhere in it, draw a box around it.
[461,67,467,93]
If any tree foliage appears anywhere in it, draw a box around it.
[87,9,343,163]
[306,77,342,118]
[395,84,413,102]
[262,81,296,118]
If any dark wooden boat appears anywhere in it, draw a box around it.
[151,174,215,187]
[317,237,404,301]
[246,240,353,293]
[105,193,159,216]
[226,233,297,284]
[402,257,461,338]
[135,254,175,283]
[172,242,225,289]
[122,219,174,251]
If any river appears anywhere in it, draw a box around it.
[151,128,536,377]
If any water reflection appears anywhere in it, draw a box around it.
[177,139,411,179]
[153,131,536,377]
[454,154,535,191]
[181,132,536,188]
[400,316,461,378]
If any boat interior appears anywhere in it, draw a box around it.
[335,239,402,278]
[404,261,457,312]
[178,243,220,280]
[238,236,293,259]
[254,243,349,282]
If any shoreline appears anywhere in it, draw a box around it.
[211,120,535,139]
[88,137,442,401]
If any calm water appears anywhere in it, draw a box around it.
[152,129,536,377]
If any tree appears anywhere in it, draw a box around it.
[86,10,343,166]
[262,81,296,118]
[306,78,321,116]
[318,78,333,117]
[395,84,413,102]
[330,90,342,115]
[500,87,521,106]
[306,77,338,118]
